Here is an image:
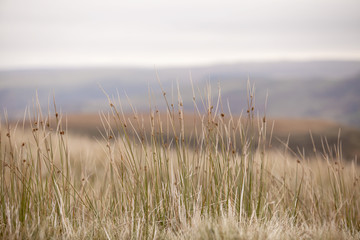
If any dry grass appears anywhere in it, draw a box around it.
[49,112,360,159]
[0,82,359,239]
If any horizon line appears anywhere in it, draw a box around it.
[1,58,360,72]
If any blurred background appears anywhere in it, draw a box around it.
[1,0,360,158]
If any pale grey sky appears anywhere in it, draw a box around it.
[0,0,359,69]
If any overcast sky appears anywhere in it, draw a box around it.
[0,0,359,69]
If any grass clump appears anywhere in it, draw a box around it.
[0,81,359,239]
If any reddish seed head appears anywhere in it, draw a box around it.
[6,133,10,137]
[221,113,225,117]
[297,159,301,164]
[60,131,65,135]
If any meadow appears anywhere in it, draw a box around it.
[0,82,359,239]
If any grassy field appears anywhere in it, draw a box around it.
[61,113,360,160]
[1,83,359,239]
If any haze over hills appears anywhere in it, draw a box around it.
[1,60,360,127]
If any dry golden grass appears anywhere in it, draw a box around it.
[1,82,359,239]
[57,112,360,159]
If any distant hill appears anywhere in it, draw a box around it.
[1,61,360,127]
[213,72,360,127]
